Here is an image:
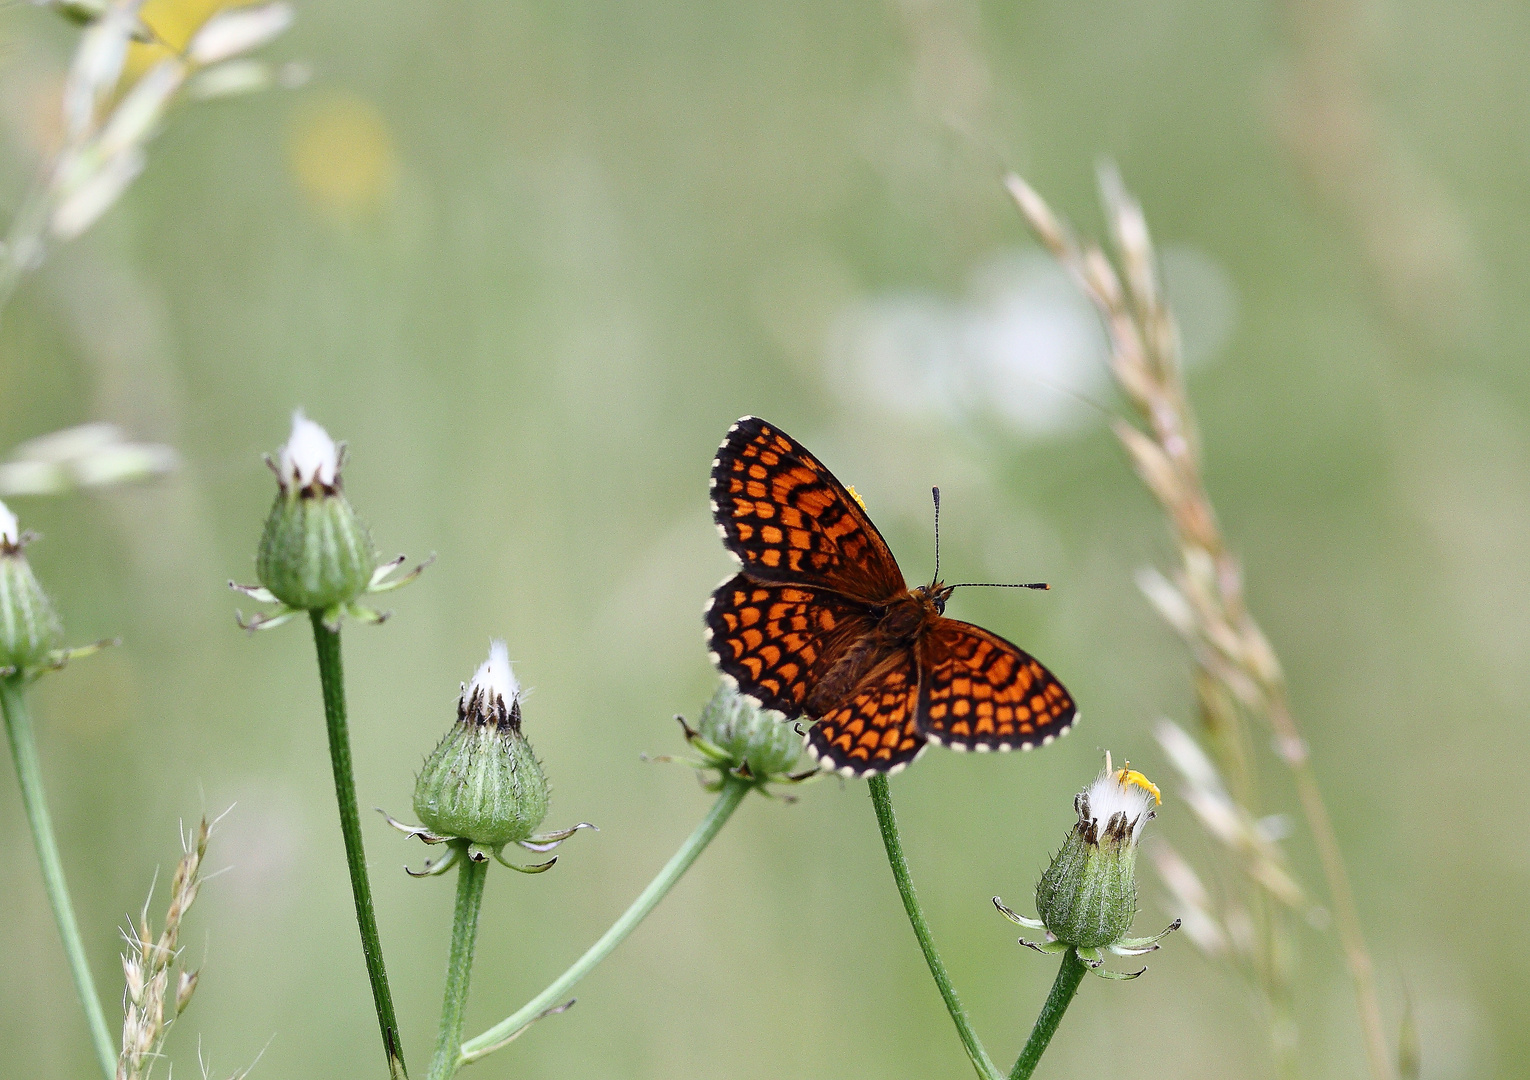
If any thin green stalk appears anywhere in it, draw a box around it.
[1008,948,1086,1080]
[459,775,750,1065]
[1,674,116,1080]
[429,851,488,1080]
[309,612,408,1080]
[867,774,1002,1080]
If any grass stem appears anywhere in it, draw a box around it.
[1008,948,1086,1080]
[309,612,408,1079]
[867,774,1002,1080]
[459,775,750,1065]
[1,673,116,1080]
[428,851,487,1080]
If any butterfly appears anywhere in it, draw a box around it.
[704,416,1077,777]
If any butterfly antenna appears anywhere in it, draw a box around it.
[931,486,942,587]
[948,582,1051,591]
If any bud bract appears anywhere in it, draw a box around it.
[255,412,376,611]
[0,501,62,672]
[413,642,549,847]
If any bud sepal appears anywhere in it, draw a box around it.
[385,642,592,875]
[231,412,429,632]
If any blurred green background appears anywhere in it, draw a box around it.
[1,0,1524,1077]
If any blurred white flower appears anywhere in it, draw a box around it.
[828,245,1237,438]
[0,499,19,546]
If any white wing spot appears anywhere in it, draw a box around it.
[975,743,991,753]
[1042,734,1055,746]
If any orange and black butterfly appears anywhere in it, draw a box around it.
[704,416,1077,777]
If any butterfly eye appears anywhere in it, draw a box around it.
[933,596,946,615]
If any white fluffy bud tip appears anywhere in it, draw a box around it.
[0,500,17,547]
[1084,752,1160,847]
[466,640,520,714]
[277,410,339,490]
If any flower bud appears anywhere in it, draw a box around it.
[255,412,376,612]
[1035,755,1159,949]
[0,500,62,672]
[413,642,549,847]
[694,684,803,780]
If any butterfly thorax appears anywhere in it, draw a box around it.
[802,584,949,716]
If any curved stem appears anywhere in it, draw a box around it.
[1,674,116,1080]
[309,612,408,1079]
[459,775,750,1064]
[867,775,1002,1080]
[1009,948,1086,1080]
[428,851,487,1080]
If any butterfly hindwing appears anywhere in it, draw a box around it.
[805,652,926,777]
[705,573,873,720]
[710,416,905,604]
[916,619,1076,752]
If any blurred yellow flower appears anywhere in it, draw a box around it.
[129,0,236,73]
[286,92,397,217]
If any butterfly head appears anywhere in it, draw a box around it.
[913,582,956,616]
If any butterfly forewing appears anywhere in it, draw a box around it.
[916,620,1076,752]
[705,573,873,719]
[805,653,926,776]
[710,417,905,604]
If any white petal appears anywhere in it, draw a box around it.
[0,499,17,545]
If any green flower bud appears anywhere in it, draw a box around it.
[0,501,61,672]
[413,641,549,847]
[1036,758,1158,948]
[694,684,803,780]
[995,754,1177,978]
[255,412,376,611]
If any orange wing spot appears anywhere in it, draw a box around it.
[779,506,804,528]
[952,677,972,697]
[799,645,818,664]
[761,525,783,544]
[1014,706,1030,721]
[950,720,971,737]
[760,644,781,667]
[739,607,759,627]
[928,702,948,720]
[741,628,763,650]
[1020,722,1034,734]
[761,549,781,567]
[1030,695,1046,712]
[781,588,811,603]
[952,698,970,717]
[778,662,800,683]
[743,656,763,679]
[755,501,776,520]
[748,463,768,480]
[789,528,812,550]
[976,701,993,719]
[759,450,780,466]
[751,589,770,602]
[975,717,995,735]
[746,480,767,499]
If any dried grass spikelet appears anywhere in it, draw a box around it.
[1005,167,1396,1080]
[117,814,227,1080]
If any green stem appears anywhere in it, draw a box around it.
[1,674,116,1080]
[309,612,408,1080]
[1008,947,1086,1080]
[428,850,488,1080]
[459,775,750,1065]
[867,774,1002,1080]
